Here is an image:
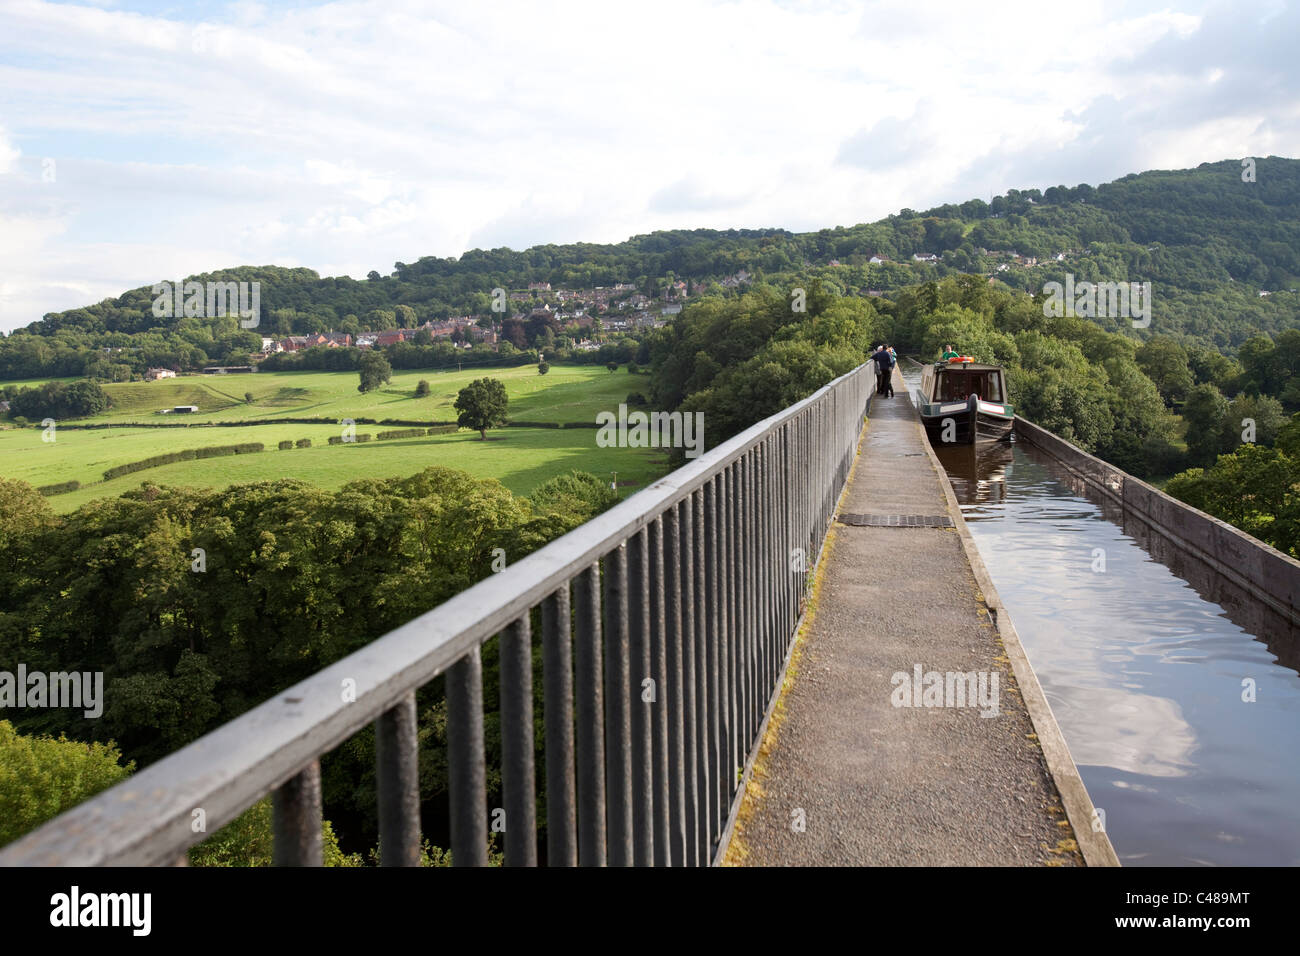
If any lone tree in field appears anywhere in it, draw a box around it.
[538,362,550,375]
[455,377,509,440]
[358,352,393,393]
[606,361,618,373]
[415,379,430,397]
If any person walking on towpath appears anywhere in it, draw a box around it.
[871,344,895,397]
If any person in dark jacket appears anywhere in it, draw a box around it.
[871,345,895,397]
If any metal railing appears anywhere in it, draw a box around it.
[0,362,874,867]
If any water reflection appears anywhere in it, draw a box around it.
[933,442,1014,506]
[930,439,1300,866]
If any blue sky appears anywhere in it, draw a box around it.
[1,0,1297,330]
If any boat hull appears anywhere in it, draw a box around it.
[920,396,1014,445]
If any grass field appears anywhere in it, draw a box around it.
[0,364,667,512]
[88,364,637,425]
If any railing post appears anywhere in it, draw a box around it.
[648,517,672,864]
[447,647,487,866]
[542,586,578,866]
[724,463,739,806]
[663,506,687,865]
[743,451,757,751]
[693,488,711,861]
[272,760,323,867]
[705,477,724,843]
[759,439,772,699]
[628,528,655,866]
[501,616,538,866]
[679,497,700,865]
[603,544,634,866]
[574,563,607,865]
[376,693,421,866]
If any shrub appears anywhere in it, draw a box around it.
[530,471,620,524]
[102,443,264,481]
[0,720,134,848]
[188,797,359,867]
[415,379,431,398]
[377,428,425,441]
[36,480,80,496]
[626,392,647,406]
[278,440,293,450]
[296,438,312,449]
[427,424,458,435]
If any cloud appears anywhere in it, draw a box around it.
[0,0,1296,330]
[649,178,751,214]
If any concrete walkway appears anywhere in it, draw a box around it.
[726,369,1084,866]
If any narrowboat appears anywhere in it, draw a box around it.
[917,357,1014,445]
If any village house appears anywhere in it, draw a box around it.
[144,367,176,381]
[374,329,419,348]
[528,281,552,291]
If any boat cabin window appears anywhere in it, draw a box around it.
[937,370,1002,402]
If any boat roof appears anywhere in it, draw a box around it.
[933,362,1003,372]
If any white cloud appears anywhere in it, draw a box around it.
[0,0,1295,330]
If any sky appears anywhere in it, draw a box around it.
[0,0,1297,331]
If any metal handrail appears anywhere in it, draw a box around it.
[0,361,873,866]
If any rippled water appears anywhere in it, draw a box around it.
[905,366,1300,866]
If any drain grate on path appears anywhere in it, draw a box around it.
[836,513,954,528]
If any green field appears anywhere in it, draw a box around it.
[87,364,635,425]
[0,364,666,512]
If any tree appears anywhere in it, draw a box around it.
[538,362,550,375]
[529,471,620,522]
[188,797,359,867]
[1166,445,1300,557]
[454,378,509,439]
[0,720,134,847]
[394,304,418,329]
[606,361,618,373]
[1135,337,1193,407]
[1182,383,1229,465]
[415,379,431,398]
[358,351,393,393]
[1220,393,1286,452]
[244,391,254,404]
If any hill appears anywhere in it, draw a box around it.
[3,156,1299,384]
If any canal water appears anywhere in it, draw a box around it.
[902,365,1300,866]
